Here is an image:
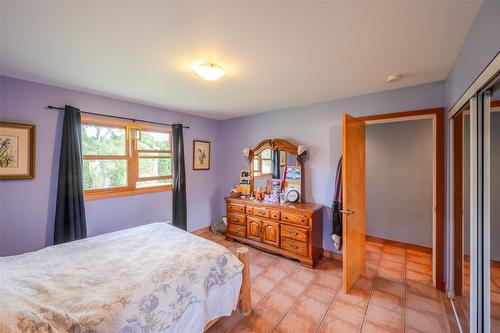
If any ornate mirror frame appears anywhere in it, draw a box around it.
[248,138,306,201]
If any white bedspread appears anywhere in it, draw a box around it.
[0,222,243,333]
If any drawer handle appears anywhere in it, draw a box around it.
[283,216,288,220]
[232,218,239,222]
[289,243,299,249]
[289,231,298,236]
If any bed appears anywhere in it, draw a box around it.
[0,222,251,333]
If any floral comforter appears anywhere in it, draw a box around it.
[0,222,243,333]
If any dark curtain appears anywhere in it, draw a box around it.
[272,149,280,179]
[54,105,87,245]
[172,124,187,230]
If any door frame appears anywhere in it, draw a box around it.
[359,107,445,291]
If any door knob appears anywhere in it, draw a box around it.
[340,209,354,215]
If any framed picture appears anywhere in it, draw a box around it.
[193,140,210,170]
[0,122,35,180]
[279,150,287,167]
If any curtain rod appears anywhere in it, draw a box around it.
[46,106,190,129]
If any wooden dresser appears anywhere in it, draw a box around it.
[225,197,323,268]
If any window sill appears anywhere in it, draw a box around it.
[84,185,172,201]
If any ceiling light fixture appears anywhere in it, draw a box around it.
[194,63,224,81]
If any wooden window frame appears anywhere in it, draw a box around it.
[253,149,273,178]
[81,114,172,200]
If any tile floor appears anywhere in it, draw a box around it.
[200,231,453,333]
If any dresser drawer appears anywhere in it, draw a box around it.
[227,203,245,214]
[227,213,246,226]
[245,206,254,214]
[269,210,280,220]
[281,238,308,257]
[281,225,308,243]
[281,212,309,226]
[254,207,269,218]
[227,224,246,238]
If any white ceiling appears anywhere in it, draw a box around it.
[0,1,481,120]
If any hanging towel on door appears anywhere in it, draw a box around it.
[331,156,343,250]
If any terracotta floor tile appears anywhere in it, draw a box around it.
[208,232,450,333]
[406,254,432,266]
[367,250,382,261]
[373,278,405,298]
[253,275,278,295]
[406,249,431,258]
[369,289,404,312]
[291,268,315,284]
[383,245,406,256]
[407,308,449,333]
[406,268,433,284]
[262,266,288,283]
[260,288,296,314]
[362,320,401,333]
[217,311,247,332]
[336,286,370,309]
[275,277,308,298]
[361,267,378,280]
[365,303,404,332]
[492,318,500,333]
[406,281,441,301]
[275,258,299,272]
[245,303,283,333]
[251,263,266,279]
[379,259,405,272]
[276,310,320,333]
[313,271,343,290]
[381,252,405,264]
[367,241,384,247]
[366,257,380,270]
[292,295,331,322]
[353,276,374,292]
[406,261,432,275]
[407,291,444,316]
[254,253,279,266]
[328,298,366,328]
[317,317,359,333]
[378,265,405,283]
[205,321,227,333]
[228,322,257,333]
[303,283,337,305]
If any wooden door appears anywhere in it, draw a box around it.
[247,217,262,242]
[342,113,366,293]
[261,220,280,247]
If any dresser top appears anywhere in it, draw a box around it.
[225,196,323,213]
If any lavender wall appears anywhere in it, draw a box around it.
[218,81,446,253]
[0,76,221,256]
[446,1,500,109]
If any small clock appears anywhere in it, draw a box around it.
[286,190,300,203]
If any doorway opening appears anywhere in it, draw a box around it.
[358,108,445,291]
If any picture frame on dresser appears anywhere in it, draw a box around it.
[0,122,35,180]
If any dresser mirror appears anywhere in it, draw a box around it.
[248,138,306,202]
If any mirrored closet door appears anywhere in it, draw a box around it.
[450,69,500,333]
[484,82,500,333]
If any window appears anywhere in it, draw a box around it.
[81,115,172,200]
[253,148,273,177]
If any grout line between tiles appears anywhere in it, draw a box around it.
[359,245,383,332]
[270,267,327,333]
[313,271,343,333]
